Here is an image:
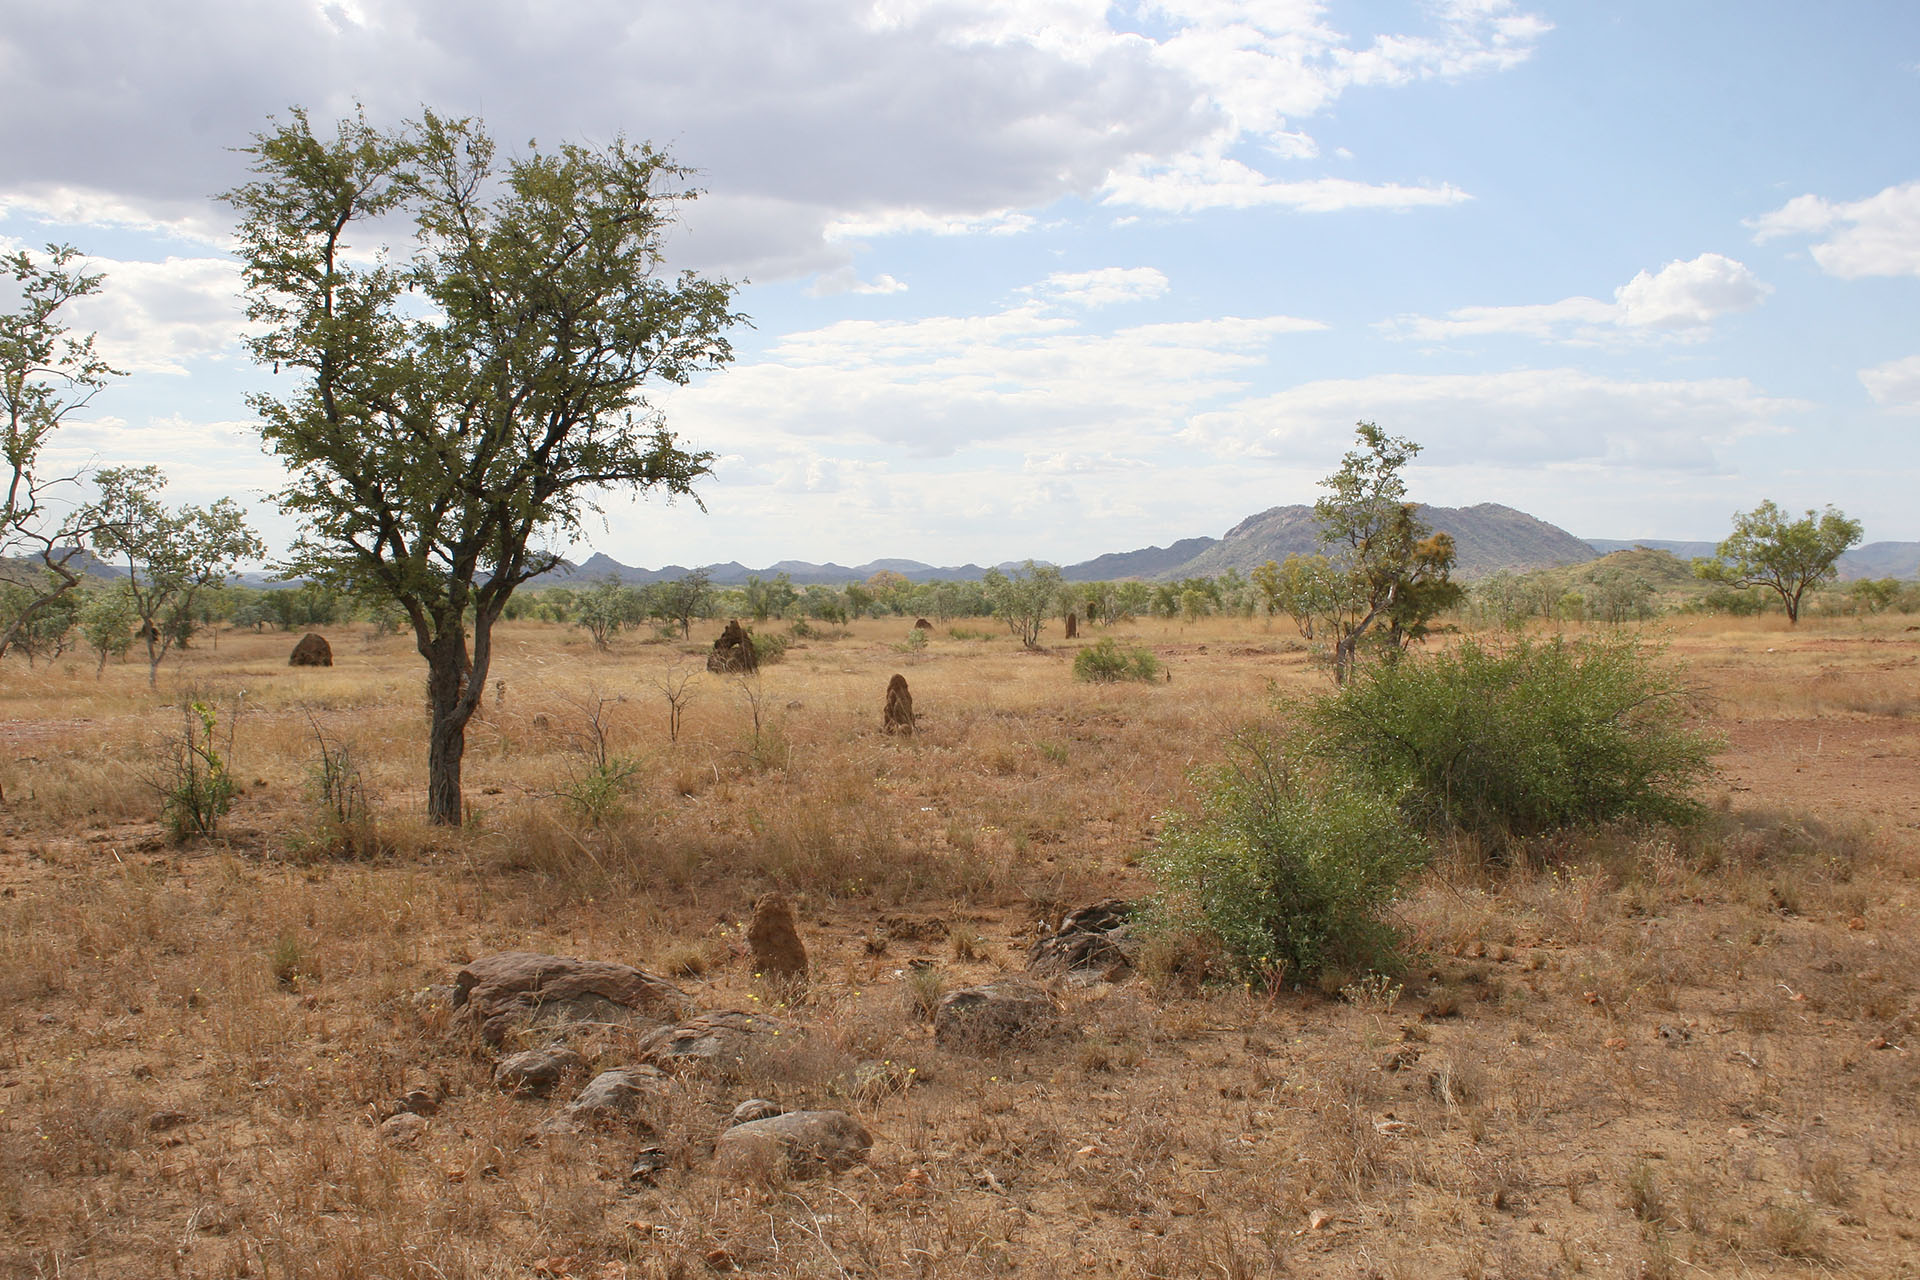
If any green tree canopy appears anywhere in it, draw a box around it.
[2,244,124,659]
[1695,501,1863,624]
[226,107,743,823]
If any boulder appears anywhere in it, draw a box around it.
[379,1112,430,1146]
[493,1046,584,1097]
[934,980,1064,1052]
[639,1010,793,1076]
[538,1066,671,1136]
[715,1109,872,1178]
[728,1097,782,1127]
[1028,899,1139,981]
[453,951,689,1047]
[747,892,808,978]
[289,632,333,667]
[706,619,758,674]
[883,673,915,735]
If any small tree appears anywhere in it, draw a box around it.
[1314,423,1459,684]
[741,572,796,623]
[80,586,138,675]
[226,107,741,824]
[1695,501,1863,624]
[87,466,263,685]
[572,577,642,650]
[1,244,124,659]
[651,569,715,639]
[981,560,1062,648]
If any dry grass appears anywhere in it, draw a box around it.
[2,613,1917,1277]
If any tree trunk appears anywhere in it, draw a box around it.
[424,630,474,825]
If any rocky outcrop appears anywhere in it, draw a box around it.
[715,1109,872,1178]
[934,980,1065,1051]
[453,952,689,1047]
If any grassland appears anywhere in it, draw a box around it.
[2,612,1917,1278]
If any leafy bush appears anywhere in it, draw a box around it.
[1311,634,1718,842]
[750,629,789,665]
[1145,732,1426,981]
[1073,637,1164,683]
[155,698,238,843]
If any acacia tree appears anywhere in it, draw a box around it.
[1,245,124,659]
[87,465,263,686]
[1314,423,1459,684]
[1695,501,1863,623]
[981,560,1063,647]
[227,108,741,824]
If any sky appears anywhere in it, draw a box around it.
[4,0,1918,570]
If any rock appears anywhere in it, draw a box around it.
[639,1010,794,1076]
[747,892,808,977]
[934,980,1065,1052]
[1064,612,1078,639]
[729,1098,782,1127]
[568,1066,668,1121]
[382,1088,439,1119]
[379,1112,430,1146]
[493,1046,584,1098]
[706,619,758,674]
[913,617,933,631]
[453,951,689,1047]
[288,632,333,667]
[883,673,915,735]
[1028,899,1138,981]
[715,1110,872,1178]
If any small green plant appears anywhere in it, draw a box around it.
[156,696,239,843]
[553,691,641,824]
[1144,730,1426,982]
[304,716,376,855]
[1339,972,1403,1012]
[903,964,946,1021]
[893,628,929,654]
[1073,637,1164,683]
[268,933,304,988]
[947,625,994,641]
[1311,634,1719,845]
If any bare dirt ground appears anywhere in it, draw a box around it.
[2,614,1916,1279]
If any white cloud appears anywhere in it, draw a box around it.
[1748,180,1920,278]
[806,268,909,298]
[0,1,1545,285]
[1033,266,1170,307]
[1182,368,1806,471]
[1860,354,1920,409]
[660,286,1325,458]
[1383,253,1769,344]
[65,254,252,375]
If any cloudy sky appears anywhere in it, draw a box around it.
[5,0,1918,569]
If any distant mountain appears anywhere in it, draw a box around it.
[1584,538,1920,581]
[1172,502,1595,580]
[1061,537,1219,582]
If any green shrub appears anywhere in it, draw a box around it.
[1073,637,1164,683]
[1145,732,1426,982]
[156,698,238,843]
[1310,634,1718,843]
[751,629,789,664]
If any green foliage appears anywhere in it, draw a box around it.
[1310,634,1719,843]
[2,244,123,660]
[79,587,137,675]
[1313,423,1461,682]
[86,465,264,685]
[572,577,643,649]
[1696,500,1864,623]
[981,560,1063,647]
[0,571,80,664]
[1146,732,1426,981]
[226,107,742,824]
[1072,637,1163,683]
[750,628,789,664]
[156,698,239,844]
